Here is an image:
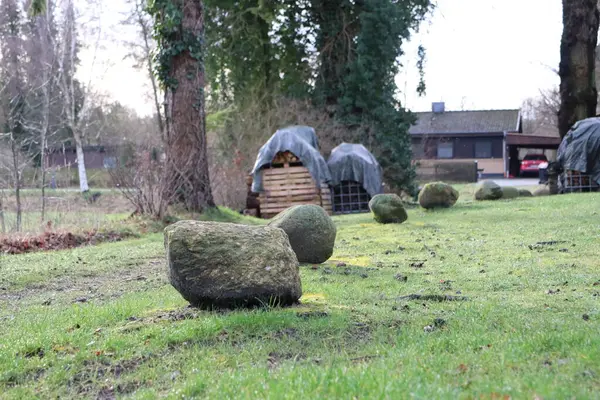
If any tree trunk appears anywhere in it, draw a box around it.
[40,129,48,221]
[558,0,600,138]
[313,0,354,108]
[73,131,89,192]
[57,0,90,193]
[10,136,22,232]
[139,9,165,139]
[0,190,5,233]
[37,7,53,222]
[164,0,214,212]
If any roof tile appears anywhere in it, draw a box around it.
[409,109,521,135]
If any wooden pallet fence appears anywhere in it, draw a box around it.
[257,164,332,218]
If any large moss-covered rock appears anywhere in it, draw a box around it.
[268,205,336,264]
[369,194,408,224]
[533,186,550,196]
[418,182,459,209]
[164,221,301,308]
[474,180,503,201]
[501,186,520,199]
[518,189,533,197]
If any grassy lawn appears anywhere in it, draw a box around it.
[1,191,599,398]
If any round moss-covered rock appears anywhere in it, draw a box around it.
[533,186,550,196]
[268,205,336,264]
[474,180,503,201]
[518,189,533,197]
[418,182,459,209]
[501,186,519,199]
[164,221,301,308]
[369,194,408,224]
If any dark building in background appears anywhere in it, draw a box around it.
[410,103,561,178]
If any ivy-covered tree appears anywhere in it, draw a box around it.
[204,0,313,107]
[311,0,432,193]
[148,0,215,211]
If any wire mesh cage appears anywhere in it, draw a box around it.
[561,170,600,193]
[332,180,371,214]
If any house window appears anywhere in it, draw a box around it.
[437,142,453,159]
[103,156,117,169]
[412,142,425,159]
[475,140,493,158]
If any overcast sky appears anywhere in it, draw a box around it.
[400,0,564,112]
[81,0,565,116]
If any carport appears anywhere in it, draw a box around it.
[505,134,562,177]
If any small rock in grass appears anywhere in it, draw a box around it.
[518,189,533,197]
[269,205,337,264]
[474,180,503,201]
[433,318,447,328]
[368,194,408,224]
[418,182,459,209]
[500,186,519,199]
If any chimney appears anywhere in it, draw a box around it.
[432,102,445,113]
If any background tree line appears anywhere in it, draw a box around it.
[10,0,600,227]
[9,0,433,222]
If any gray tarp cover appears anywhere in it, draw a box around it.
[250,125,331,193]
[557,117,600,185]
[327,143,383,197]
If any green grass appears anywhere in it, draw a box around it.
[195,206,266,225]
[1,192,599,398]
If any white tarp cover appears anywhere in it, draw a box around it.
[327,142,383,197]
[250,125,331,193]
[557,117,600,185]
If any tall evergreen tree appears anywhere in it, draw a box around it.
[24,0,58,220]
[0,0,27,230]
[311,0,432,193]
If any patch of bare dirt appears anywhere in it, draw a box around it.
[68,356,148,397]
[0,259,167,310]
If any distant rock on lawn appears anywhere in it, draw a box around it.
[533,186,550,196]
[474,180,503,201]
[369,194,408,224]
[164,221,301,308]
[268,205,336,264]
[501,186,520,199]
[418,182,459,209]
[518,189,533,197]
